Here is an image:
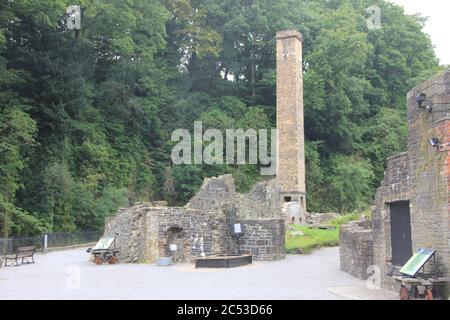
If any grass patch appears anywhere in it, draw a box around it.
[286,225,339,254]
[329,212,361,226]
[285,212,364,254]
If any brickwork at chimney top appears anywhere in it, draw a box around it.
[276,30,306,207]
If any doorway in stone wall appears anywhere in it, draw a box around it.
[165,227,186,263]
[390,201,413,266]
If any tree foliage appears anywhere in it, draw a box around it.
[0,0,441,235]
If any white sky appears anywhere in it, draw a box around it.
[390,0,449,65]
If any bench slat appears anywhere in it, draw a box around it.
[17,246,36,252]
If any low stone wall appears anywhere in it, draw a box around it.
[340,219,373,280]
[308,212,338,225]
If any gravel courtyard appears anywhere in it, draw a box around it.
[0,247,390,300]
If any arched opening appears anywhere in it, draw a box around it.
[165,227,185,263]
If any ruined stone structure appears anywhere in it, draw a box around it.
[276,30,307,217]
[105,175,285,263]
[339,218,373,280]
[340,71,450,292]
[102,29,310,265]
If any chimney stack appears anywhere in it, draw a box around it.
[276,30,306,213]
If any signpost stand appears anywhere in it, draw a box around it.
[232,223,244,255]
[392,248,449,300]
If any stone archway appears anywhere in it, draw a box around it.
[165,227,186,263]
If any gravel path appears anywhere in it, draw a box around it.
[0,247,368,300]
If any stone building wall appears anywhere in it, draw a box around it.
[372,153,412,290]
[368,70,450,291]
[406,70,450,280]
[340,219,373,280]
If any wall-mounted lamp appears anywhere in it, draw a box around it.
[429,138,440,147]
[429,138,449,152]
[416,93,433,113]
[416,93,427,108]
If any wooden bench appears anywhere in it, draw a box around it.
[4,246,36,267]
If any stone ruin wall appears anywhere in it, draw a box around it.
[104,175,286,263]
[104,205,147,263]
[240,219,285,261]
[105,204,231,263]
[339,218,373,280]
[187,175,282,219]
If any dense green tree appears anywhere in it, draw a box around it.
[0,0,443,235]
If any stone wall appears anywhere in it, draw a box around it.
[406,70,450,280]
[105,204,231,263]
[340,219,373,280]
[240,219,286,261]
[104,178,287,264]
[187,175,282,219]
[308,212,338,225]
[368,70,450,291]
[372,153,412,289]
[234,179,282,219]
[186,175,236,211]
[104,204,147,263]
[155,206,231,261]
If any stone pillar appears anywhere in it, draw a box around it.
[276,30,306,214]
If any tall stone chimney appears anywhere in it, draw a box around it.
[276,30,306,214]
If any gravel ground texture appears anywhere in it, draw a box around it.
[0,247,371,300]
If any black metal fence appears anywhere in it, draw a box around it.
[0,231,101,255]
[0,236,44,255]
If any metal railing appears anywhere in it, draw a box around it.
[0,231,101,255]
